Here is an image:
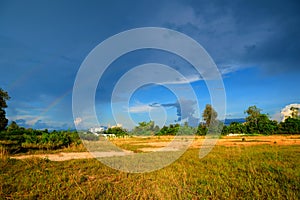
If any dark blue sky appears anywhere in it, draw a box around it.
[0,0,299,129]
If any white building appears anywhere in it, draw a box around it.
[89,126,107,134]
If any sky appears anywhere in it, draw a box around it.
[0,0,299,130]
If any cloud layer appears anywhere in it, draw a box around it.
[149,99,199,126]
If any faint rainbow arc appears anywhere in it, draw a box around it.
[8,65,40,91]
[32,88,72,124]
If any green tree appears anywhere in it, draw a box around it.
[202,104,218,126]
[155,124,180,136]
[202,104,221,134]
[227,122,246,134]
[278,117,300,134]
[0,88,10,131]
[245,106,278,134]
[221,125,229,135]
[196,123,208,135]
[177,122,196,135]
[153,125,160,134]
[245,105,261,133]
[257,114,278,135]
[105,127,128,137]
[7,121,20,132]
[132,121,155,135]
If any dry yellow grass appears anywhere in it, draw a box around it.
[0,146,8,160]
[8,135,300,161]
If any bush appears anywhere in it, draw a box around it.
[104,127,128,137]
[196,124,207,136]
[278,117,300,134]
[156,124,180,136]
[0,127,81,152]
[78,132,99,141]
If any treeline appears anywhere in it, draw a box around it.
[222,106,300,135]
[1,85,300,154]
[0,105,299,154]
[0,121,81,153]
[107,105,300,136]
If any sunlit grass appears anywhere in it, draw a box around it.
[1,145,299,199]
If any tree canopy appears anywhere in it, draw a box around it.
[202,104,218,126]
[0,88,10,131]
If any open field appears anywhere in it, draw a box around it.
[1,135,300,199]
[8,135,300,161]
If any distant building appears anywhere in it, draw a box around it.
[88,124,122,137]
[89,126,107,134]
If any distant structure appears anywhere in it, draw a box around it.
[88,123,122,136]
[89,126,107,134]
[281,103,300,122]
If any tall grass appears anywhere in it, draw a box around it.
[0,145,8,160]
[1,145,299,199]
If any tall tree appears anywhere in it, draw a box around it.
[0,88,10,131]
[244,105,277,134]
[132,121,155,135]
[244,105,261,133]
[202,104,218,126]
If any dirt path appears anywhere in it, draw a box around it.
[10,151,133,161]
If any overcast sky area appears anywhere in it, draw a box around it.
[0,0,299,130]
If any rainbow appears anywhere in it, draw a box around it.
[32,88,72,124]
[8,65,40,91]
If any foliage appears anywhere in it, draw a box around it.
[78,132,99,141]
[0,88,10,131]
[104,127,128,137]
[177,123,196,135]
[243,106,279,135]
[155,124,180,136]
[220,105,300,135]
[202,104,218,126]
[223,122,246,135]
[196,124,207,135]
[278,117,300,134]
[6,121,20,132]
[131,121,157,136]
[256,114,278,135]
[244,105,262,133]
[155,123,196,136]
[0,122,81,153]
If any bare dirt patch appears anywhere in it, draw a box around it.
[9,135,300,161]
[137,135,300,151]
[11,151,133,161]
[190,135,300,148]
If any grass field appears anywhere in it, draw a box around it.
[1,136,300,199]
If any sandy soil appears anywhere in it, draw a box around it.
[10,151,133,161]
[139,135,300,151]
[10,135,300,161]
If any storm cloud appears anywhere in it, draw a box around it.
[150,99,199,126]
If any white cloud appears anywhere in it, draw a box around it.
[280,103,300,121]
[74,117,82,126]
[128,104,154,113]
[219,65,244,75]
